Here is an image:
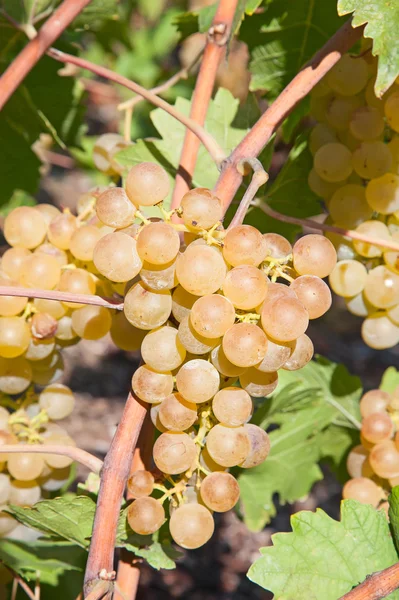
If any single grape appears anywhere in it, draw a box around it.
[124,283,172,330]
[110,312,147,352]
[329,185,373,227]
[369,441,399,478]
[55,316,77,341]
[7,454,45,481]
[309,123,337,154]
[240,424,271,468]
[4,207,47,249]
[39,384,75,420]
[292,235,337,278]
[141,326,186,372]
[136,222,180,265]
[93,232,143,283]
[329,260,368,297]
[153,432,196,474]
[352,141,392,180]
[366,173,399,214]
[256,337,295,372]
[96,187,135,228]
[361,412,393,444]
[1,247,31,281]
[171,286,197,323]
[0,356,32,394]
[346,445,369,478]
[58,268,96,308]
[159,393,197,431]
[261,297,309,342]
[176,244,227,296]
[71,306,112,340]
[364,266,399,309]
[33,298,66,320]
[178,316,219,355]
[206,424,250,467]
[0,317,31,358]
[0,276,28,317]
[345,293,374,317]
[290,275,332,319]
[212,387,252,426]
[42,433,75,468]
[180,188,223,231]
[362,312,399,349]
[326,55,368,96]
[222,225,267,267]
[9,480,41,506]
[31,351,64,386]
[360,390,390,418]
[132,365,173,404]
[190,295,235,338]
[314,143,352,182]
[176,359,220,404]
[127,470,154,499]
[223,323,268,367]
[384,90,399,132]
[30,312,57,340]
[342,477,382,507]
[282,334,314,371]
[125,162,170,207]
[210,344,247,377]
[48,213,78,250]
[200,472,240,512]
[263,233,292,259]
[70,225,102,262]
[20,254,61,290]
[239,368,278,398]
[222,266,268,310]
[350,106,385,141]
[127,497,165,535]
[169,503,214,549]
[384,231,399,274]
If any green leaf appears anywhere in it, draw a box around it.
[380,367,399,394]
[72,0,119,30]
[0,539,85,585]
[248,500,399,600]
[7,496,96,548]
[0,190,36,217]
[241,0,344,98]
[389,486,399,554]
[338,0,399,96]
[244,134,323,242]
[238,357,362,530]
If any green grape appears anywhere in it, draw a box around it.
[176,244,227,296]
[176,359,220,403]
[314,143,352,182]
[261,297,309,342]
[57,268,96,308]
[34,203,60,225]
[352,142,392,180]
[366,173,399,214]
[353,221,391,258]
[140,259,178,291]
[0,276,28,317]
[178,315,219,355]
[309,123,337,154]
[1,247,31,281]
[308,169,342,200]
[384,90,399,132]
[110,312,146,352]
[329,185,372,227]
[171,286,197,323]
[326,54,368,96]
[210,344,246,377]
[256,337,295,373]
[42,433,75,468]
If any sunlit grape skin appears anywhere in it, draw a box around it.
[222,323,268,368]
[290,276,332,319]
[132,365,174,404]
[180,188,223,231]
[292,235,337,278]
[342,477,382,507]
[212,387,252,427]
[222,266,268,310]
[240,424,271,468]
[153,432,196,474]
[141,326,186,371]
[169,503,214,549]
[176,359,220,404]
[190,294,236,338]
[125,162,170,207]
[222,225,267,267]
[206,424,250,467]
[361,412,393,444]
[4,207,47,249]
[261,297,309,342]
[127,470,154,499]
[360,390,390,418]
[176,244,227,296]
[200,472,240,512]
[127,497,165,535]
[124,282,172,330]
[93,232,143,283]
[136,222,180,265]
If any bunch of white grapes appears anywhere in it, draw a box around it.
[0,133,338,549]
[308,50,399,349]
[343,386,399,516]
[0,384,75,536]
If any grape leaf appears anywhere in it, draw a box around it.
[389,486,399,555]
[338,0,399,96]
[380,366,399,394]
[244,134,323,242]
[7,496,96,548]
[237,357,362,530]
[0,539,85,585]
[240,0,344,98]
[248,500,399,600]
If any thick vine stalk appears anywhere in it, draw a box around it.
[171,0,239,208]
[214,19,365,210]
[0,0,92,110]
[339,563,399,599]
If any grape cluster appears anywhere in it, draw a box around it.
[343,387,399,513]
[0,136,337,548]
[307,51,399,349]
[0,384,75,536]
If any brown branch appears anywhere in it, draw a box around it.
[0,0,92,110]
[85,581,113,600]
[214,19,365,211]
[84,391,148,598]
[171,0,239,209]
[0,445,103,473]
[46,48,226,166]
[5,568,36,600]
[339,563,399,600]
[228,159,269,229]
[258,201,399,252]
[0,287,124,310]
[114,412,153,600]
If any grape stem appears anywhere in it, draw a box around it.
[171,0,240,209]
[338,562,399,599]
[257,201,399,253]
[5,567,36,600]
[0,445,103,473]
[0,0,92,110]
[85,581,113,600]
[0,287,124,311]
[213,19,365,211]
[227,159,269,229]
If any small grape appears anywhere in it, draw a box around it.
[0,357,32,394]
[309,123,337,154]
[212,387,252,426]
[176,359,220,403]
[70,226,102,262]
[124,283,171,330]
[360,390,390,418]
[1,247,31,281]
[55,316,77,341]
[352,142,392,180]
[176,244,227,296]
[190,295,236,338]
[58,269,96,308]
[39,384,75,420]
[325,95,362,131]
[42,433,75,468]
[282,334,314,371]
[93,232,143,283]
[329,260,368,297]
[308,168,342,199]
[345,293,374,317]
[346,445,369,478]
[350,106,385,141]
[48,213,78,250]
[132,365,173,404]
[33,298,66,320]
[137,222,180,265]
[261,297,309,342]
[290,275,332,319]
[9,480,41,506]
[222,225,267,267]
[71,306,112,340]
[21,254,61,290]
[180,188,223,231]
[314,143,352,182]
[127,497,165,535]
[263,233,292,259]
[342,477,382,507]
[171,286,197,323]
[292,235,337,278]
[4,207,47,249]
[200,472,240,512]
[178,316,219,355]
[0,317,31,358]
[240,424,271,468]
[127,470,154,499]
[210,344,246,377]
[96,187,135,228]
[361,412,393,444]
[141,326,186,371]
[222,266,268,310]
[223,323,268,367]
[153,432,196,474]
[159,393,197,431]
[362,312,399,349]
[7,454,45,481]
[0,276,28,317]
[169,503,214,549]
[326,55,368,96]
[364,266,399,309]
[125,162,170,207]
[206,424,250,467]
[239,368,278,398]
[329,185,373,227]
[366,173,399,214]
[256,338,295,372]
[110,312,147,352]
[369,441,399,478]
